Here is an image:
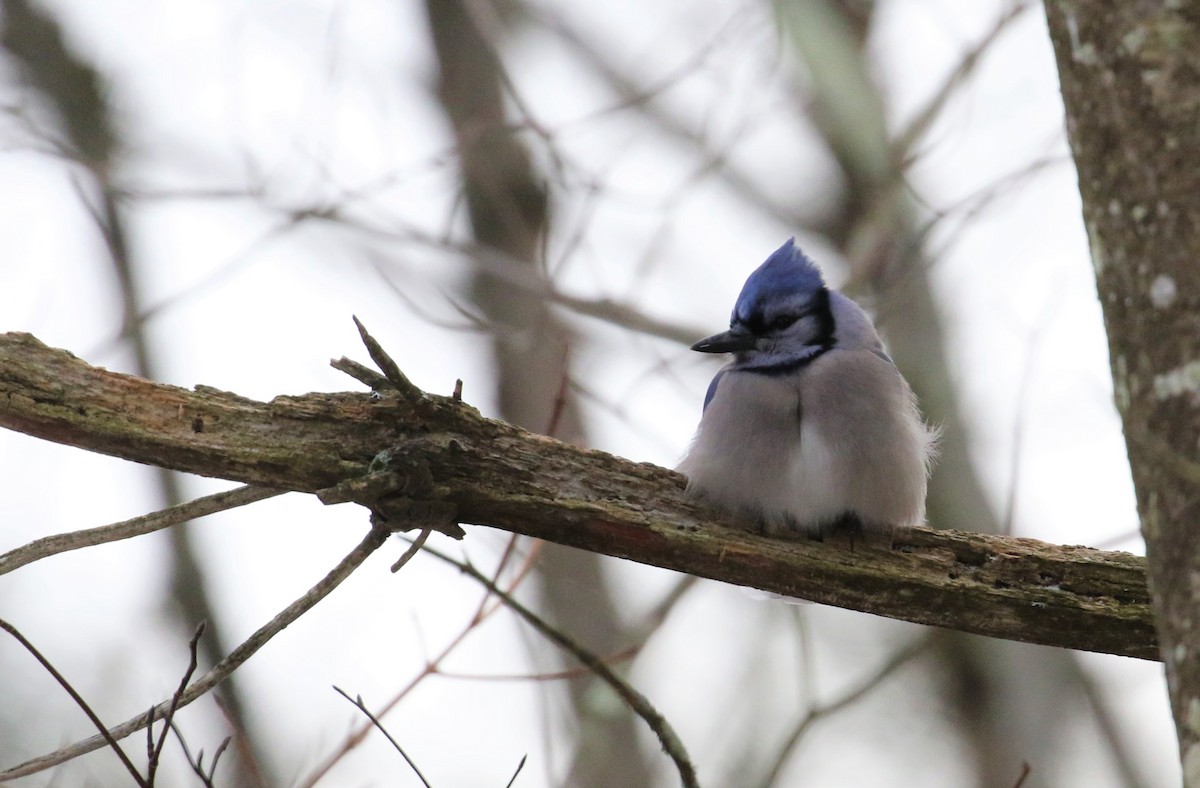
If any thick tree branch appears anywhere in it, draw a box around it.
[0,331,1155,660]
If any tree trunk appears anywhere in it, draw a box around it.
[1045,1,1200,781]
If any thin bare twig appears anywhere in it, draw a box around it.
[0,523,390,783]
[332,687,432,788]
[916,151,1066,261]
[0,485,283,576]
[337,216,707,345]
[754,633,936,788]
[420,543,700,788]
[210,692,267,787]
[169,721,231,788]
[390,528,432,573]
[527,4,803,233]
[146,622,207,784]
[505,754,527,788]
[478,536,540,620]
[633,576,698,642]
[435,642,640,682]
[297,534,537,786]
[459,0,569,182]
[1075,666,1155,788]
[353,316,423,400]
[893,1,1035,165]
[0,618,147,786]
[330,356,392,391]
[999,282,1064,536]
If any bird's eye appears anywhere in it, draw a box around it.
[767,314,798,332]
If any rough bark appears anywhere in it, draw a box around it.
[0,331,1156,660]
[1044,0,1200,780]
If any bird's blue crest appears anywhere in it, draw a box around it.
[731,238,826,324]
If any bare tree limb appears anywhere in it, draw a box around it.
[418,541,698,788]
[296,533,535,786]
[0,331,1156,660]
[169,722,230,788]
[0,518,390,782]
[331,687,433,788]
[0,618,148,786]
[754,632,936,788]
[0,485,282,575]
[146,622,207,784]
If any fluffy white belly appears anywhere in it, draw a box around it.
[778,420,847,525]
[677,375,850,531]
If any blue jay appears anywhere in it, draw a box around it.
[678,239,935,545]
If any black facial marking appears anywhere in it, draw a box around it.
[741,311,767,335]
[738,287,836,376]
[810,287,835,347]
[766,313,798,332]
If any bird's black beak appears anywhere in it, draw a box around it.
[691,326,758,353]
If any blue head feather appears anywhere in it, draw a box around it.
[730,238,826,329]
[690,238,836,387]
